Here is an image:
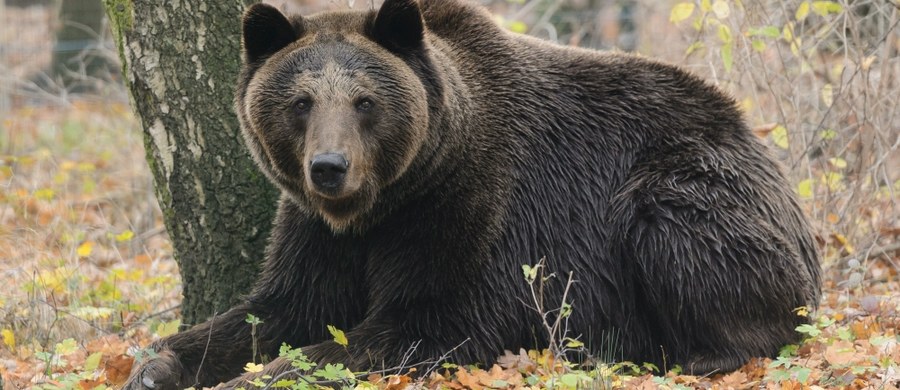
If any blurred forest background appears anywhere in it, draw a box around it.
[0,0,897,389]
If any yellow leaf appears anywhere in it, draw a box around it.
[833,233,855,254]
[328,325,349,347]
[828,157,847,169]
[718,24,732,43]
[797,179,814,199]
[831,63,845,79]
[820,129,837,140]
[156,320,181,337]
[244,362,264,373]
[77,241,95,257]
[771,125,789,149]
[739,98,754,114]
[783,22,794,42]
[670,2,695,23]
[55,338,77,355]
[700,0,712,13]
[115,230,134,242]
[821,172,844,191]
[796,1,810,20]
[794,306,810,317]
[685,41,705,56]
[1,329,14,349]
[712,0,730,18]
[812,1,842,16]
[861,56,877,71]
[790,38,802,56]
[34,188,55,201]
[821,83,833,106]
[84,352,103,371]
[507,21,528,34]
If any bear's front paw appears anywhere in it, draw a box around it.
[122,348,190,390]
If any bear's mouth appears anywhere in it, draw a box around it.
[307,184,377,231]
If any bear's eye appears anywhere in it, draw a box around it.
[294,98,313,115]
[355,98,375,113]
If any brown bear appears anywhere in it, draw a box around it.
[123,0,821,388]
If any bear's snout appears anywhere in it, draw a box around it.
[310,153,349,194]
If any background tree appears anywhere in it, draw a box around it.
[100,0,277,325]
[52,0,111,92]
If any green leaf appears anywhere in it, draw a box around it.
[751,39,766,52]
[522,264,540,282]
[795,323,821,337]
[748,26,780,38]
[84,352,103,371]
[314,363,350,381]
[820,129,837,140]
[717,24,733,43]
[559,373,581,389]
[794,366,812,384]
[779,344,799,357]
[721,43,733,72]
[669,3,695,23]
[245,314,263,326]
[812,1,842,16]
[565,338,584,348]
[327,325,348,347]
[272,379,296,388]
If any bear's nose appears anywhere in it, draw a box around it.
[310,153,349,192]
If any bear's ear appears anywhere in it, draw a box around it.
[371,0,425,52]
[242,3,302,63]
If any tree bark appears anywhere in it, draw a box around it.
[101,0,277,325]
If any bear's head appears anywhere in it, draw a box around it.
[236,0,432,231]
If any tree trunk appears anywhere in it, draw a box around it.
[101,0,278,325]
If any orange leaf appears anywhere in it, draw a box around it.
[456,367,483,390]
[134,254,153,267]
[824,340,861,366]
[752,123,779,138]
[104,354,134,386]
[79,377,106,390]
[384,374,410,390]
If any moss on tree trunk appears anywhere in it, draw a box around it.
[101,0,277,325]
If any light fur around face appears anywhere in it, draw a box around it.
[240,26,429,231]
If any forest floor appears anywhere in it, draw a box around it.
[0,103,898,390]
